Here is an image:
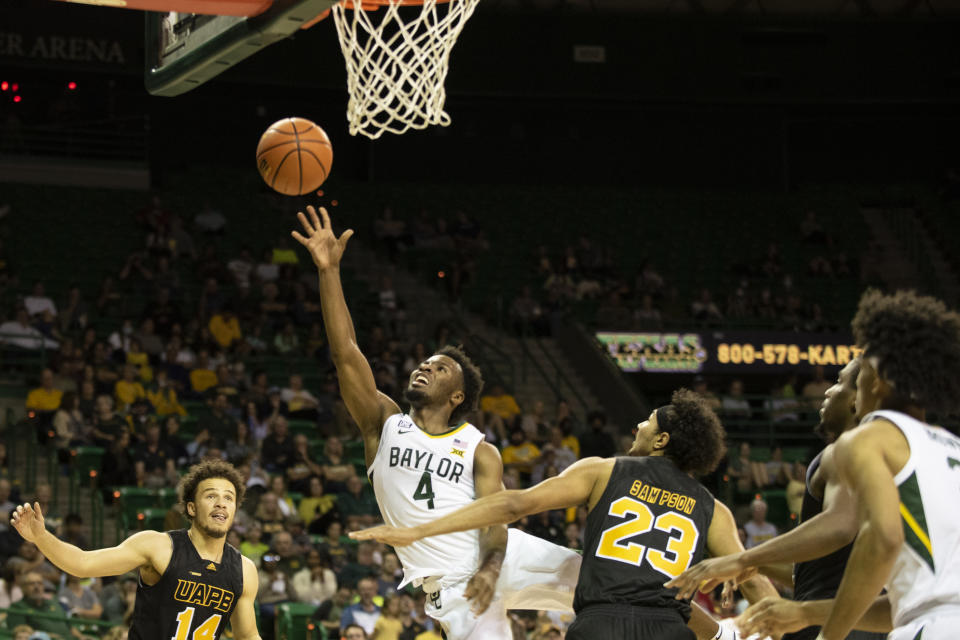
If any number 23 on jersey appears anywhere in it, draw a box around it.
[595,496,700,578]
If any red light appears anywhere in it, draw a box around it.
[67,82,77,90]
[137,513,145,520]
[11,83,18,92]
[437,271,445,278]
[89,470,98,478]
[0,82,7,91]
[113,491,121,499]
[13,95,21,103]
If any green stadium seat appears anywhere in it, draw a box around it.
[276,602,327,640]
[287,419,317,438]
[140,507,168,532]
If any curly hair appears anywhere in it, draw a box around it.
[436,345,485,426]
[852,289,960,414]
[659,388,727,477]
[177,459,246,522]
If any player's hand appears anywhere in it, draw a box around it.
[664,553,753,599]
[737,597,806,638]
[291,205,354,272]
[464,565,499,616]
[11,502,46,543]
[348,524,420,547]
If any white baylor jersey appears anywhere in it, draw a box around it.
[369,413,486,589]
[865,410,960,628]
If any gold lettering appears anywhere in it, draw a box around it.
[174,579,194,601]
[667,493,679,508]
[217,590,235,612]
[809,345,823,365]
[684,498,696,514]
[822,345,836,366]
[189,582,208,605]
[637,485,650,501]
[647,488,661,503]
[836,345,850,364]
[630,480,643,497]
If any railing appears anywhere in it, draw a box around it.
[0,116,149,162]
[517,328,592,417]
[0,606,117,635]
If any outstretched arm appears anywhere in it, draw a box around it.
[737,594,892,638]
[666,486,858,598]
[351,457,613,546]
[292,206,399,464]
[11,503,170,578]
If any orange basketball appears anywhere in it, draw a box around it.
[256,117,333,196]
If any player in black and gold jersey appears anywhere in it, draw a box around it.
[10,460,260,640]
[352,389,778,640]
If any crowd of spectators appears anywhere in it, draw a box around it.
[0,196,621,640]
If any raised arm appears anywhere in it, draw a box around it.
[292,206,399,464]
[666,485,858,598]
[737,594,892,638]
[462,442,509,615]
[350,457,614,546]
[11,502,170,578]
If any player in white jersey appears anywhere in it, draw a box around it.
[735,290,960,640]
[292,206,581,639]
[292,206,745,640]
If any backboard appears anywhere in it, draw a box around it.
[144,0,336,96]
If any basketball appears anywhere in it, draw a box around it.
[256,117,333,196]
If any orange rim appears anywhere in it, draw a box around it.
[340,0,452,9]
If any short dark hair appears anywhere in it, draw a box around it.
[342,624,367,639]
[436,345,484,426]
[177,459,246,521]
[852,289,960,414]
[659,388,727,476]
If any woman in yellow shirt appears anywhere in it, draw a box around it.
[147,369,187,417]
[371,594,403,640]
[114,364,146,411]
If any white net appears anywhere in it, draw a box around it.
[331,0,480,139]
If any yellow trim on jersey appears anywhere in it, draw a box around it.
[417,422,470,439]
[900,501,933,556]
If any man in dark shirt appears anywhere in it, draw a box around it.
[133,420,176,487]
[260,415,296,474]
[578,411,616,459]
[90,395,127,448]
[198,393,236,442]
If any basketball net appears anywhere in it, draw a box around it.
[331,0,480,139]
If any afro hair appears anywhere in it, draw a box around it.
[660,388,727,477]
[852,289,960,414]
[435,345,484,426]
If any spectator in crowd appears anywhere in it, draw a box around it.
[0,308,58,350]
[52,392,86,453]
[26,369,63,417]
[578,411,616,459]
[720,379,751,419]
[743,498,777,549]
[100,431,136,489]
[519,400,549,446]
[209,306,242,351]
[292,548,338,606]
[24,282,56,319]
[286,435,322,494]
[337,476,379,531]
[300,476,338,535]
[0,565,23,609]
[690,288,723,323]
[633,294,662,330]
[691,376,721,412]
[188,350,218,395]
[253,492,286,541]
[58,574,102,622]
[340,577,381,637]
[501,428,541,484]
[91,395,126,448]
[510,286,547,336]
[539,426,577,473]
[376,553,401,597]
[269,530,304,578]
[261,416,296,474]
[240,522,270,567]
[100,573,137,625]
[132,420,177,488]
[726,441,755,497]
[801,365,832,408]
[317,586,354,638]
[0,479,17,522]
[371,594,403,640]
[319,436,356,494]
[58,514,88,551]
[4,542,59,590]
[257,554,297,638]
[198,393,236,443]
[58,285,87,334]
[228,246,255,291]
[479,383,522,428]
[281,374,320,420]
[146,369,186,418]
[273,321,300,355]
[114,365,146,413]
[6,572,75,640]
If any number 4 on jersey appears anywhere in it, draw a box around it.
[414,472,436,509]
